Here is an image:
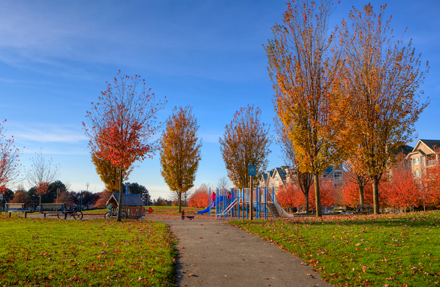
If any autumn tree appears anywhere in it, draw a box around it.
[188,184,209,208]
[92,153,131,192]
[342,158,370,205]
[94,190,113,209]
[160,106,202,212]
[220,105,272,189]
[84,71,166,221]
[275,119,313,212]
[0,119,21,194]
[338,4,429,214]
[11,190,27,204]
[382,157,421,211]
[26,150,60,207]
[266,0,342,217]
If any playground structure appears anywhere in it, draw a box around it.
[196,187,295,219]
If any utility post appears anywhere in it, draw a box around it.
[249,165,256,220]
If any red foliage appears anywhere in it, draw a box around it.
[94,190,113,209]
[381,164,422,209]
[36,182,49,196]
[422,163,440,208]
[188,190,209,208]
[341,182,374,208]
[84,72,166,171]
[0,119,21,191]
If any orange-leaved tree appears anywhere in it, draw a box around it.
[188,184,209,208]
[25,150,60,208]
[266,0,343,217]
[0,119,22,194]
[84,71,166,221]
[275,119,313,212]
[220,105,272,189]
[160,106,202,212]
[338,4,429,214]
[91,153,131,192]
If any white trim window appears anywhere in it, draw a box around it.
[414,170,421,178]
[413,157,420,165]
[333,171,342,180]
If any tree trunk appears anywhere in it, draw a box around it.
[39,195,42,212]
[358,184,364,205]
[117,169,123,221]
[305,191,309,213]
[314,173,322,217]
[178,191,182,213]
[372,177,380,214]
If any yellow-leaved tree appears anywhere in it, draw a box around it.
[265,0,343,217]
[160,106,202,212]
[219,105,272,189]
[91,153,131,192]
[338,4,429,213]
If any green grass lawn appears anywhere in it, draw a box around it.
[0,216,177,286]
[230,211,440,287]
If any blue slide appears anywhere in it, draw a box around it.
[197,196,224,214]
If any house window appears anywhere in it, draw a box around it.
[413,157,420,165]
[414,170,421,178]
[334,171,342,180]
[421,156,424,166]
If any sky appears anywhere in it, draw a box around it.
[0,0,439,200]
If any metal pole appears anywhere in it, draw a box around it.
[209,188,211,217]
[264,187,267,219]
[250,176,254,220]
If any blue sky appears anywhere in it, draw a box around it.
[0,0,438,200]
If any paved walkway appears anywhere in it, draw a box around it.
[159,218,331,287]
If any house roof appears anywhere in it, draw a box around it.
[108,193,144,206]
[396,145,413,156]
[420,140,440,152]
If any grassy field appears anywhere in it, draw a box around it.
[231,211,440,286]
[0,216,177,286]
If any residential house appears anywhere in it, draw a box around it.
[406,139,440,178]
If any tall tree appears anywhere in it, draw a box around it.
[26,150,60,207]
[220,105,272,189]
[275,119,313,212]
[160,106,202,212]
[338,4,429,213]
[266,0,342,216]
[91,153,131,192]
[0,119,21,194]
[217,176,230,191]
[84,71,165,221]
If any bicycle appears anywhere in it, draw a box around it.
[57,206,83,220]
[104,209,128,219]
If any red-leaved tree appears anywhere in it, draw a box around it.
[188,184,209,208]
[0,119,21,194]
[84,71,166,221]
[382,159,422,210]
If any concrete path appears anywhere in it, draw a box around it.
[159,218,331,287]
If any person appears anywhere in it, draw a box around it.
[227,191,232,205]
[211,191,216,206]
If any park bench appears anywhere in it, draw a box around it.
[331,206,347,215]
[39,203,66,218]
[5,203,32,218]
[356,204,371,215]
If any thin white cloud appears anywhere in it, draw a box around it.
[6,122,87,144]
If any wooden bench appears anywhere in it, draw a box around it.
[356,204,371,215]
[39,203,66,218]
[5,203,32,218]
[331,206,347,215]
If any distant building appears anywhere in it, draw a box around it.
[406,139,440,178]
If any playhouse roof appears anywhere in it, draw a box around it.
[107,193,144,207]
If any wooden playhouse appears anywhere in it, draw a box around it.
[106,193,144,219]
